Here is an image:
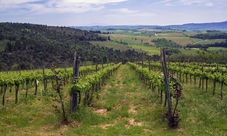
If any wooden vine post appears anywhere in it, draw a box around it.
[142,53,144,68]
[95,57,98,73]
[205,77,208,92]
[220,73,223,100]
[64,63,67,85]
[42,65,47,91]
[95,57,99,92]
[2,85,7,106]
[70,51,80,112]
[102,57,104,69]
[15,83,19,104]
[161,48,182,128]
[34,79,38,95]
[148,56,151,72]
[160,48,172,115]
[25,79,29,97]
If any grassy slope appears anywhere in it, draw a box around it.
[129,44,160,55]
[190,38,225,45]
[129,44,198,55]
[1,64,227,135]
[90,41,138,51]
[0,88,65,135]
[178,84,227,136]
[100,33,201,55]
[105,33,193,46]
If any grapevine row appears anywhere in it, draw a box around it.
[70,63,121,111]
[0,64,109,88]
[0,64,110,105]
[128,62,183,127]
[139,61,227,99]
[140,62,227,85]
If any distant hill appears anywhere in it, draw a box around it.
[0,23,144,70]
[167,21,227,31]
[72,21,227,31]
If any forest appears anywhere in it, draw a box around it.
[0,23,146,70]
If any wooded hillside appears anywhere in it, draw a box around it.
[0,23,144,70]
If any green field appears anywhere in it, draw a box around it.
[103,32,226,47]
[104,33,194,46]
[208,47,227,51]
[190,38,225,45]
[99,32,227,57]
[90,41,134,51]
[92,34,201,56]
[179,48,198,55]
[129,44,198,55]
[129,44,160,55]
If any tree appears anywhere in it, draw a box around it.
[5,42,13,52]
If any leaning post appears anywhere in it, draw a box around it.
[70,51,80,112]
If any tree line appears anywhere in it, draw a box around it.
[190,32,227,39]
[186,40,227,49]
[152,38,182,48]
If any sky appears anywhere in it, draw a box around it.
[0,0,227,26]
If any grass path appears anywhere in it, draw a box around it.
[68,64,182,136]
[90,64,150,135]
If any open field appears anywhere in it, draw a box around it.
[104,33,193,46]
[90,36,200,56]
[179,48,198,55]
[190,38,226,45]
[208,47,227,51]
[92,31,227,58]
[129,44,160,55]
[103,32,226,47]
[129,44,198,55]
[90,41,134,51]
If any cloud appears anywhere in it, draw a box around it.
[149,0,209,7]
[111,8,138,14]
[178,0,204,5]
[0,0,127,5]
[133,13,156,17]
[177,0,217,7]
[149,0,172,6]
[0,0,39,5]
[0,0,127,14]
[26,3,105,14]
[206,2,214,7]
[150,0,218,7]
[60,0,127,4]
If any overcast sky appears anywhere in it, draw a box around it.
[0,0,227,26]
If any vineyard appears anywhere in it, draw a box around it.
[0,50,227,135]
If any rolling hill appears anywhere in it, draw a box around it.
[0,23,145,70]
